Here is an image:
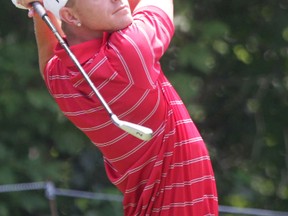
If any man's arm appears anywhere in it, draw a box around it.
[128,0,140,12]
[13,0,64,77]
[131,0,174,21]
[33,11,64,78]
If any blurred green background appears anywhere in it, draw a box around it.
[1,0,288,215]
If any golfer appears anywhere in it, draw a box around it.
[13,0,218,215]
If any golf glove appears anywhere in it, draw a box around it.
[11,0,28,9]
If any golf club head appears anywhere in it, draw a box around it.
[111,115,153,141]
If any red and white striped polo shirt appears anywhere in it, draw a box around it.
[44,6,218,216]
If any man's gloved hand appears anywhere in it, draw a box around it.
[11,0,27,9]
[11,0,45,17]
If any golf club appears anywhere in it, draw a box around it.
[32,2,153,141]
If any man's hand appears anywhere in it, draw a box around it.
[11,0,43,10]
[11,0,45,18]
[11,0,27,9]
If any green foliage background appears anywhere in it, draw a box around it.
[1,0,288,215]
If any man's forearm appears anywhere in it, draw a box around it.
[133,0,173,21]
[33,12,64,77]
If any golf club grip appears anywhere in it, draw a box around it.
[31,2,46,17]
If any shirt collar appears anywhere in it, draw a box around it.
[54,37,103,68]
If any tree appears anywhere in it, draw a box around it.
[0,0,287,215]
[167,0,288,211]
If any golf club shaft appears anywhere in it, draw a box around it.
[32,2,114,116]
[32,2,153,141]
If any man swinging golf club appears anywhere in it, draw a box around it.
[12,0,219,215]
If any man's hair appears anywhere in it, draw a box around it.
[66,0,75,8]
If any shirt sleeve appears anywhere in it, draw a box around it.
[105,6,175,89]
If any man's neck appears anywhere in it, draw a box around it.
[63,25,103,46]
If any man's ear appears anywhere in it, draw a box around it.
[59,7,80,26]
